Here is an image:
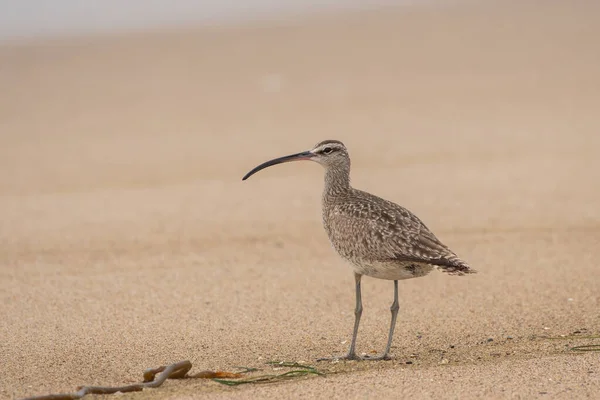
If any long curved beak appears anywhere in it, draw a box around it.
[242,150,313,180]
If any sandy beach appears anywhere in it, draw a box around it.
[1,0,599,398]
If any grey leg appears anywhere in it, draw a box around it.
[345,273,363,359]
[364,279,398,361]
[382,280,399,358]
[317,273,363,361]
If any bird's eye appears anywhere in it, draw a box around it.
[322,147,333,154]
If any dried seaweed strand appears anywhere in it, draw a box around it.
[21,360,325,399]
[22,360,192,400]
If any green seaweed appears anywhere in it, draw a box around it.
[213,361,324,386]
[570,344,600,352]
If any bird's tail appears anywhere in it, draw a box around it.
[436,254,477,276]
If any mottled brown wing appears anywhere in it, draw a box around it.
[329,190,473,274]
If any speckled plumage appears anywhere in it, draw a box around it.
[242,139,475,361]
[318,140,473,280]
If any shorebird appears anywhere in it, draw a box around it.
[242,140,475,361]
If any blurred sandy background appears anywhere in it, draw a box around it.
[1,0,599,398]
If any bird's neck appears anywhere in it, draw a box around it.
[323,165,351,200]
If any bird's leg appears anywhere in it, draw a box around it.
[317,273,363,361]
[363,280,398,361]
[345,273,363,359]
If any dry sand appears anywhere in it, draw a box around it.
[1,0,599,398]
